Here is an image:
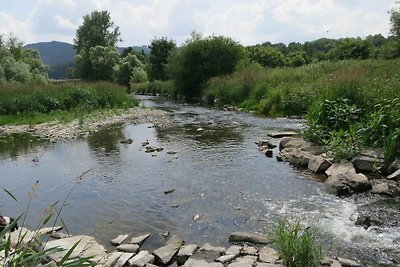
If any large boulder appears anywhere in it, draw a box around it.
[324,163,371,195]
[279,148,313,167]
[352,149,384,173]
[308,155,332,173]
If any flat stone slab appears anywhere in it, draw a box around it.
[228,256,257,267]
[199,243,226,254]
[153,235,184,265]
[229,231,270,244]
[177,244,199,265]
[130,233,151,245]
[258,246,279,263]
[216,254,236,263]
[128,250,155,267]
[242,245,258,255]
[115,253,135,267]
[43,235,107,264]
[337,258,362,267]
[226,245,242,256]
[255,263,285,267]
[104,251,124,267]
[37,226,63,235]
[111,234,129,246]
[183,258,223,267]
[308,155,331,173]
[9,227,36,246]
[267,131,298,138]
[117,243,140,253]
[388,169,400,180]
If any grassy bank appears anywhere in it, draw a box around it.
[0,81,138,125]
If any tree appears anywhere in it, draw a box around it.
[88,45,120,81]
[130,67,148,84]
[285,51,307,67]
[247,46,285,68]
[329,38,370,60]
[114,53,144,86]
[148,37,176,81]
[73,11,121,80]
[390,5,400,37]
[168,35,245,100]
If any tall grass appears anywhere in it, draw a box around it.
[0,81,137,125]
[273,221,322,267]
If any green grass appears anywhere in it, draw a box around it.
[0,81,138,125]
[273,221,322,267]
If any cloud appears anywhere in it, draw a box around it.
[54,15,77,31]
[0,11,33,43]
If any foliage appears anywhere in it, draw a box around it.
[273,221,322,267]
[285,51,307,67]
[131,80,175,97]
[88,46,120,81]
[247,46,285,68]
[168,35,245,100]
[114,53,144,86]
[130,67,148,84]
[74,11,121,80]
[0,81,137,125]
[148,37,176,81]
[390,5,400,37]
[329,38,370,60]
[0,34,48,84]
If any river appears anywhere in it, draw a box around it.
[0,96,399,266]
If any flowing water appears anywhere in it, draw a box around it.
[0,96,399,266]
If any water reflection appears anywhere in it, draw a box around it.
[0,134,46,160]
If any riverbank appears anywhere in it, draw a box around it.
[0,107,172,142]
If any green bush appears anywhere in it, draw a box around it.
[274,221,322,267]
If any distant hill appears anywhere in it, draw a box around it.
[24,41,150,79]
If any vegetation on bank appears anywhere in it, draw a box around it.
[0,81,137,125]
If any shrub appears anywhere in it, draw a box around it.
[274,221,322,267]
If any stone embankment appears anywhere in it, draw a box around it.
[257,133,400,197]
[5,227,362,267]
[0,107,173,142]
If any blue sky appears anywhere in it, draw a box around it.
[0,0,397,46]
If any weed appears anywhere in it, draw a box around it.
[273,221,322,267]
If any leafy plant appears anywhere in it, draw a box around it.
[273,221,322,267]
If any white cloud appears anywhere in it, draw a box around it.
[54,15,77,31]
[0,11,33,43]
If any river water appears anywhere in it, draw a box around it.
[0,96,399,266]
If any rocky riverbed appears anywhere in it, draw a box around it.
[0,107,173,142]
[5,226,362,267]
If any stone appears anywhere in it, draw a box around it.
[115,253,135,267]
[104,251,124,267]
[130,233,151,245]
[325,172,371,196]
[183,258,223,267]
[255,263,285,267]
[9,227,36,246]
[229,231,270,244]
[177,244,199,265]
[226,245,242,256]
[352,149,384,173]
[337,258,362,267]
[145,264,158,267]
[387,169,400,180]
[117,244,140,253]
[199,243,226,254]
[43,235,107,264]
[216,254,237,263]
[227,256,257,267]
[324,163,371,195]
[256,140,277,149]
[37,226,63,235]
[268,131,299,138]
[308,155,332,173]
[111,234,129,246]
[371,182,390,195]
[264,149,273,158]
[242,245,258,255]
[321,256,334,265]
[50,232,71,239]
[388,159,400,173]
[153,235,184,265]
[128,250,155,267]
[330,260,342,267]
[258,246,279,263]
[280,148,313,167]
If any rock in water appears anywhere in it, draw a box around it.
[130,233,151,245]
[111,234,129,246]
[228,231,270,244]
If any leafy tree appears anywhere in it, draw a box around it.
[130,66,148,84]
[114,53,144,86]
[73,11,121,80]
[329,38,370,60]
[247,46,285,68]
[148,37,176,81]
[168,35,245,100]
[87,45,120,81]
[390,5,400,37]
[285,51,307,67]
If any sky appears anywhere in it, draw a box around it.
[0,0,397,46]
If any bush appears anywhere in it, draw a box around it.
[274,221,322,267]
